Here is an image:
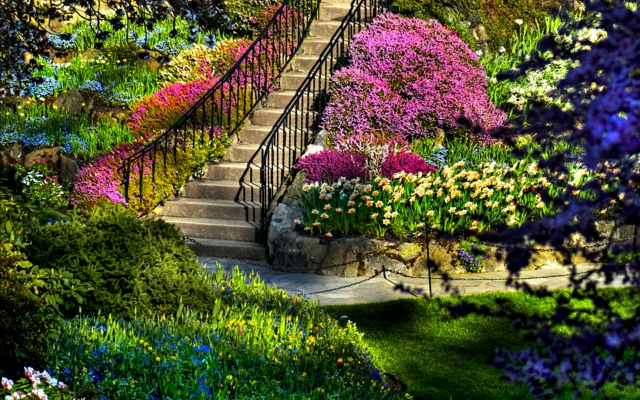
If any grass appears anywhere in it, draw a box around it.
[322,288,640,400]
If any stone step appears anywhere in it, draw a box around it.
[280,72,322,91]
[288,55,320,73]
[318,4,351,21]
[204,162,263,182]
[299,38,331,56]
[264,90,298,109]
[237,125,274,145]
[225,143,293,163]
[251,108,316,126]
[182,180,266,202]
[161,198,263,222]
[162,217,260,242]
[237,124,311,148]
[251,108,286,126]
[309,21,342,39]
[186,238,268,261]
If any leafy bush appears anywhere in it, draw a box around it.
[26,204,218,319]
[322,13,506,147]
[293,149,367,183]
[0,193,53,375]
[46,267,396,399]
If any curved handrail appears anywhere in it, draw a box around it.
[259,0,389,239]
[120,0,320,208]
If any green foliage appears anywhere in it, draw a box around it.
[26,204,218,319]
[0,192,55,376]
[47,266,396,399]
[157,44,219,85]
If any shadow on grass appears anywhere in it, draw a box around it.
[322,289,640,400]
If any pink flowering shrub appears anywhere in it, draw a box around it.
[378,151,435,178]
[293,149,367,183]
[322,12,507,145]
[71,128,224,213]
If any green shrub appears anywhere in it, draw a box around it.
[26,204,217,319]
[0,192,54,376]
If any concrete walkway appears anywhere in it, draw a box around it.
[199,257,630,306]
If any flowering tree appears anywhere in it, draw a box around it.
[433,1,640,397]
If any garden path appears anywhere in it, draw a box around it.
[199,257,628,305]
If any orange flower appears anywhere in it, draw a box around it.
[371,213,378,219]
[321,213,329,219]
[313,221,320,227]
[348,208,356,214]
[324,204,331,211]
[326,232,333,238]
[335,208,342,214]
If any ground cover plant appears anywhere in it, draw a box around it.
[323,288,640,400]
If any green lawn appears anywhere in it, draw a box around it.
[322,288,640,400]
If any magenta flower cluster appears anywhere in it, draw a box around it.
[378,151,435,179]
[293,149,367,182]
[322,12,507,147]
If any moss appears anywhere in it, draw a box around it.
[392,0,564,51]
[476,0,561,49]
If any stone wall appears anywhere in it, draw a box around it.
[269,208,634,277]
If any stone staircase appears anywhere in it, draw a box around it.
[158,0,351,260]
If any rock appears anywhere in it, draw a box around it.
[114,112,129,122]
[268,203,305,257]
[410,253,431,277]
[425,239,459,274]
[319,238,359,277]
[302,144,324,157]
[484,245,507,272]
[471,24,489,41]
[24,147,60,169]
[54,89,87,116]
[59,154,79,185]
[365,255,407,277]
[1,144,24,164]
[93,110,115,124]
[79,48,101,61]
[282,171,306,206]
[395,243,422,262]
[313,130,327,147]
[137,51,164,72]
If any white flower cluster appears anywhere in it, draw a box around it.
[506,59,577,111]
[2,368,67,400]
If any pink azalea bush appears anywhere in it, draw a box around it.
[378,151,436,179]
[322,12,507,146]
[293,149,367,182]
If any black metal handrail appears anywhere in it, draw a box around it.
[120,0,320,208]
[259,0,389,237]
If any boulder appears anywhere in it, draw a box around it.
[268,203,305,257]
[365,255,407,277]
[1,144,24,164]
[54,89,87,116]
[59,154,79,185]
[395,242,423,262]
[24,147,61,169]
[136,51,164,72]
